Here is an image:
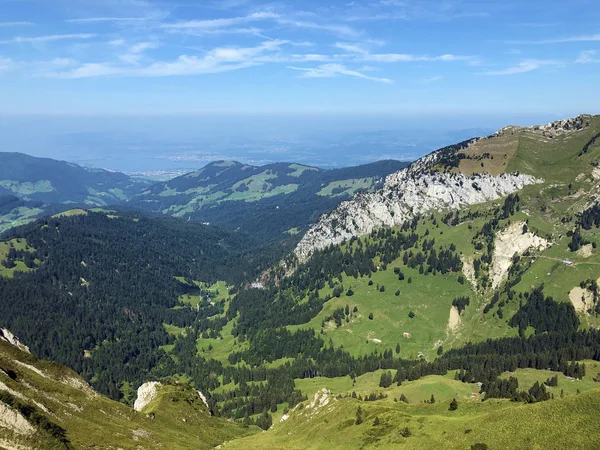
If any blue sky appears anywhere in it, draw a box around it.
[1,0,599,116]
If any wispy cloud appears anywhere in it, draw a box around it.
[162,12,361,38]
[66,17,149,24]
[506,33,600,45]
[334,42,478,65]
[277,18,360,37]
[576,50,599,64]
[421,75,443,83]
[0,57,15,72]
[485,59,561,75]
[0,22,34,27]
[333,42,368,54]
[343,0,490,22]
[41,40,289,79]
[0,34,96,45]
[161,12,278,30]
[288,63,392,83]
[365,53,476,63]
[118,41,159,65]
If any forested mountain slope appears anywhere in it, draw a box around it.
[0,209,281,401]
[129,159,408,240]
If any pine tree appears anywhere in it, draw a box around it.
[355,406,364,425]
[449,398,458,411]
[379,371,392,388]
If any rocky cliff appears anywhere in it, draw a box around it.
[294,135,543,261]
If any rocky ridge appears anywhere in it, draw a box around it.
[292,116,597,260]
[494,114,593,139]
[295,170,541,261]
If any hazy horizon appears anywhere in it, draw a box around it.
[0,111,588,173]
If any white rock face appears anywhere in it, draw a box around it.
[134,382,162,412]
[447,306,461,333]
[0,329,30,354]
[490,221,550,289]
[197,390,209,410]
[295,170,542,261]
[0,402,35,436]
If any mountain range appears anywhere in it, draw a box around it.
[1,115,600,449]
[0,153,406,239]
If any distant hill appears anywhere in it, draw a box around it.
[130,159,408,240]
[0,152,148,204]
[0,152,150,232]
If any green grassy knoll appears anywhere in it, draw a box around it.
[500,360,600,398]
[0,237,36,278]
[295,371,480,406]
[223,385,600,449]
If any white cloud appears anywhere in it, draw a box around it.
[289,54,331,62]
[332,42,477,64]
[66,17,148,23]
[288,63,392,83]
[0,22,34,27]
[507,33,600,45]
[0,34,95,44]
[0,57,15,72]
[334,42,368,54]
[486,59,561,75]
[180,27,264,37]
[161,12,279,30]
[109,39,126,46]
[41,40,289,79]
[363,52,477,64]
[576,50,598,64]
[118,42,159,65]
[129,42,158,53]
[277,18,360,37]
[543,33,600,43]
